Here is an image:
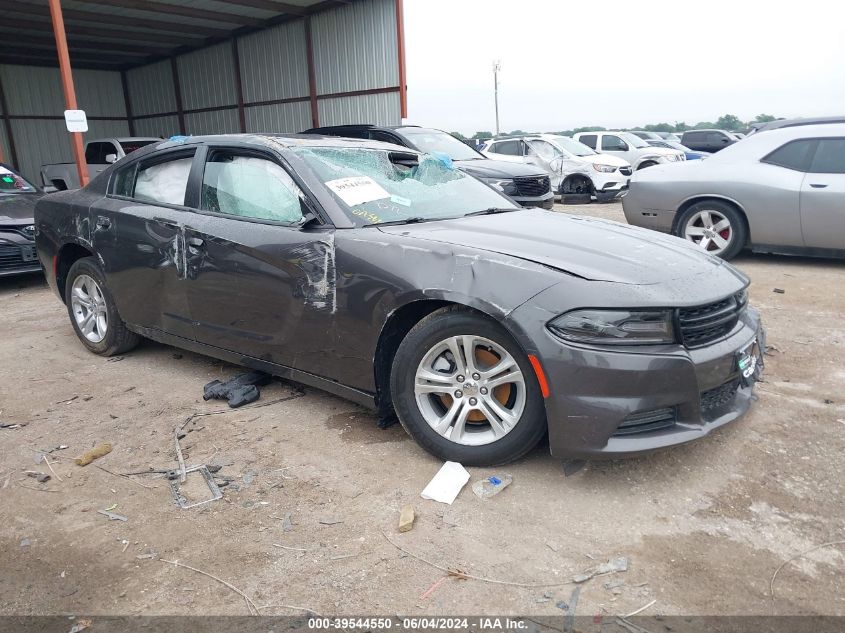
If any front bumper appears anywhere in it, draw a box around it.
[515,192,555,210]
[0,234,42,277]
[529,307,763,459]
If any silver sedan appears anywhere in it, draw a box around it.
[622,123,845,259]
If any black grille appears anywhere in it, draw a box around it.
[701,379,740,412]
[613,407,677,436]
[619,166,633,176]
[0,224,35,240]
[0,244,36,271]
[678,292,746,347]
[513,175,550,197]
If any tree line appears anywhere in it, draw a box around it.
[452,113,779,141]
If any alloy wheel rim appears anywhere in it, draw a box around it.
[414,335,526,446]
[684,209,732,255]
[70,274,108,343]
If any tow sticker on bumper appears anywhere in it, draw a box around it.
[737,337,764,387]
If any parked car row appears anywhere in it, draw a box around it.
[0,163,42,277]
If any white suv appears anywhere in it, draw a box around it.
[480,134,633,201]
[573,131,685,170]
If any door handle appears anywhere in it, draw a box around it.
[809,183,828,188]
[96,216,111,229]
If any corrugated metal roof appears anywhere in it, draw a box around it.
[312,0,398,95]
[1,0,348,70]
[239,20,310,103]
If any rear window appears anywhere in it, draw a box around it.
[809,139,845,174]
[120,140,158,155]
[762,140,815,172]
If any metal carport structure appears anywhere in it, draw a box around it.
[0,0,407,185]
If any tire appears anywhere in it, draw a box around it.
[562,193,591,205]
[390,306,546,466]
[675,200,747,260]
[65,257,140,356]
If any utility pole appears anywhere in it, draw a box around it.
[492,60,501,136]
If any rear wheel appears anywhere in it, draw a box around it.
[390,307,546,465]
[65,257,140,356]
[675,200,747,260]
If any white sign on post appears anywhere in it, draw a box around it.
[64,109,88,133]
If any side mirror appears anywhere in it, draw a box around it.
[105,153,118,164]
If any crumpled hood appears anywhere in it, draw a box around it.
[378,209,745,286]
[0,193,42,224]
[454,158,547,179]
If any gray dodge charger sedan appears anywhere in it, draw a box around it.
[35,134,764,465]
[623,123,845,259]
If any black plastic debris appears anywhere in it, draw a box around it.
[203,371,272,408]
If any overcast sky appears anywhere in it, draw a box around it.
[403,0,845,134]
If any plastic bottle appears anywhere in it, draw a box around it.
[472,474,513,499]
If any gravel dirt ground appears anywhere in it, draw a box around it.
[1,202,843,618]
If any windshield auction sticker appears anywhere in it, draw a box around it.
[326,176,390,206]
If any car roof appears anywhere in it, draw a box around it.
[752,116,845,133]
[146,133,411,154]
[682,129,730,133]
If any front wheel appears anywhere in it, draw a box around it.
[675,201,747,260]
[65,257,140,356]
[390,307,546,466]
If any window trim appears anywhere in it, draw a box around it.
[194,145,317,228]
[107,147,198,211]
[760,138,819,173]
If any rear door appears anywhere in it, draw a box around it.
[799,138,845,250]
[92,147,198,340]
[182,145,336,369]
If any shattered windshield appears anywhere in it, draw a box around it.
[0,166,37,193]
[397,128,483,161]
[294,147,518,226]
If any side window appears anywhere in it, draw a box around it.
[111,164,137,198]
[762,140,816,172]
[707,132,727,144]
[85,142,108,164]
[579,135,597,149]
[528,140,559,161]
[201,151,304,223]
[493,140,519,156]
[134,155,194,206]
[809,139,845,174]
[685,132,704,144]
[602,135,627,151]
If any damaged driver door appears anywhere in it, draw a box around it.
[181,146,335,368]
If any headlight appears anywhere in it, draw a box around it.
[548,309,676,345]
[665,154,679,162]
[592,163,616,173]
[484,178,517,195]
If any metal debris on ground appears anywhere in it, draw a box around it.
[97,509,128,522]
[773,288,786,294]
[169,465,223,509]
[318,517,344,525]
[572,556,629,583]
[203,371,272,408]
[25,471,51,483]
[75,443,112,466]
[68,618,92,633]
[420,461,470,505]
[398,504,415,532]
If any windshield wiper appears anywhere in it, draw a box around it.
[464,207,519,217]
[364,216,429,227]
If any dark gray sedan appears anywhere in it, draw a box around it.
[0,164,43,276]
[35,134,763,465]
[623,124,845,259]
